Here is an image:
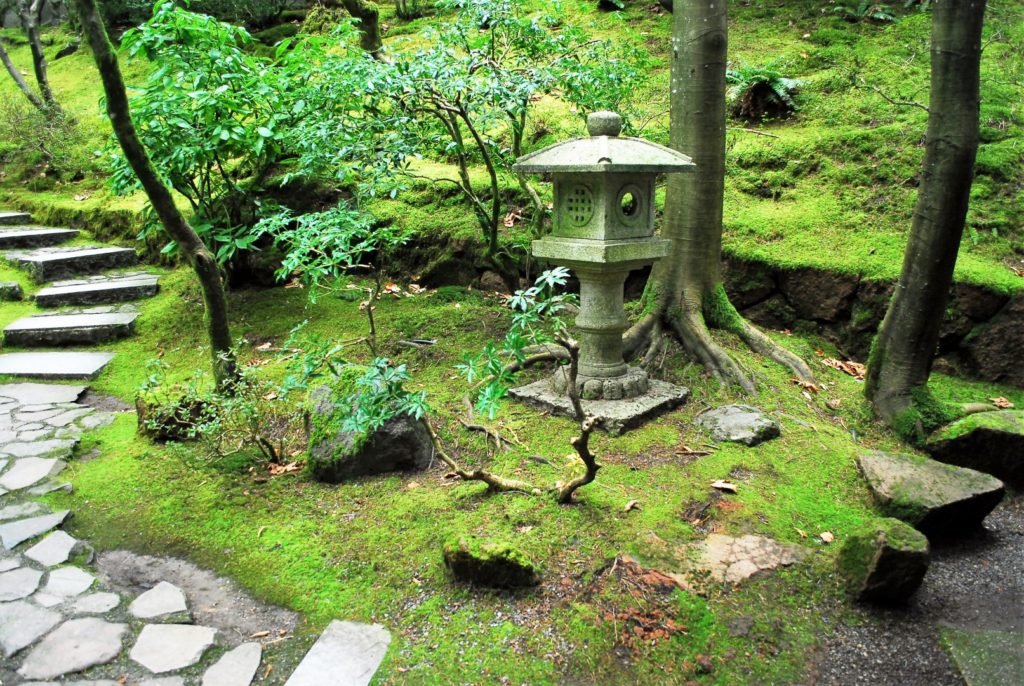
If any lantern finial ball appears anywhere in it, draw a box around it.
[587,111,622,138]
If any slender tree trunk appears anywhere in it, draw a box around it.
[21,0,60,113]
[629,0,813,391]
[865,0,986,434]
[71,0,240,391]
[0,40,46,111]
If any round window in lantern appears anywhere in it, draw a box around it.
[564,183,595,227]
[617,184,644,223]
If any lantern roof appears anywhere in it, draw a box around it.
[513,111,696,175]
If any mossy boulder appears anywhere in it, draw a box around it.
[443,536,540,589]
[695,405,781,447]
[0,281,23,301]
[305,384,432,483]
[925,411,1024,487]
[856,451,1004,537]
[838,518,929,604]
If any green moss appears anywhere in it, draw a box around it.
[837,517,927,595]
[889,386,962,445]
[705,282,746,333]
[929,409,1024,443]
[442,535,540,588]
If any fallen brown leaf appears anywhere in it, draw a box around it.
[991,396,1015,409]
[822,358,867,380]
[711,480,737,493]
[624,499,640,512]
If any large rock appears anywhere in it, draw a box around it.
[695,405,781,446]
[778,267,860,322]
[857,451,1005,537]
[284,621,390,686]
[925,411,1024,486]
[838,518,929,604]
[443,536,539,589]
[961,295,1024,387]
[306,386,432,483]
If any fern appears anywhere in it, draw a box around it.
[726,63,801,122]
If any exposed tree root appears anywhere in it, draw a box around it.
[735,319,816,385]
[667,310,756,394]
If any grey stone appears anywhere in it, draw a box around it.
[47,407,93,427]
[926,411,1024,486]
[25,530,78,567]
[27,480,72,495]
[202,642,262,686]
[32,592,64,607]
[35,273,159,307]
[0,556,20,571]
[129,581,188,620]
[141,679,186,686]
[0,439,76,458]
[0,227,78,249]
[0,383,85,405]
[0,457,67,490]
[19,429,56,441]
[21,682,119,686]
[838,517,930,604]
[17,618,128,679]
[284,620,391,686]
[129,624,217,673]
[6,246,137,282]
[0,566,43,600]
[0,211,32,225]
[43,566,95,597]
[509,378,690,436]
[72,592,121,615]
[0,600,62,657]
[695,404,782,446]
[0,353,115,381]
[857,451,1005,536]
[1,280,23,300]
[0,510,70,549]
[0,501,44,521]
[4,308,139,346]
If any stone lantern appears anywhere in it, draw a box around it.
[509,111,695,433]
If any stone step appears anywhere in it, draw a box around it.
[0,352,115,380]
[0,212,31,226]
[0,227,79,249]
[4,246,137,283]
[35,273,160,307]
[3,307,139,347]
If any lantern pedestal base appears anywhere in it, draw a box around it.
[509,378,689,436]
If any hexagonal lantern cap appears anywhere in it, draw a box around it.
[512,111,696,174]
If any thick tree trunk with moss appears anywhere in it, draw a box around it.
[0,40,46,111]
[331,0,382,56]
[628,0,813,392]
[865,0,986,435]
[20,0,60,113]
[72,0,239,390]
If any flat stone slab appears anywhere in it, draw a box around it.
[0,510,70,550]
[509,378,690,435]
[4,308,139,346]
[857,451,1005,537]
[130,581,189,620]
[695,405,782,446]
[130,624,217,673]
[0,352,115,381]
[284,621,391,686]
[0,600,62,657]
[18,618,128,680]
[926,411,1024,486]
[941,627,1024,686]
[72,592,121,615]
[0,227,78,249]
[0,383,86,405]
[0,457,67,491]
[5,246,138,282]
[25,530,79,567]
[1,439,76,458]
[0,566,43,600]
[202,642,262,686]
[684,534,809,585]
[0,211,32,225]
[0,556,20,571]
[0,501,45,521]
[43,566,95,597]
[36,273,159,307]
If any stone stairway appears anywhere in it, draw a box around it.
[0,212,392,685]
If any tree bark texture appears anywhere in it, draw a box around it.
[72,0,240,390]
[0,40,45,110]
[865,0,987,426]
[20,0,60,112]
[338,0,383,56]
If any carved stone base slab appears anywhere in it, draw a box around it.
[509,379,690,436]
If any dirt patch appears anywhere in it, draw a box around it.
[79,389,133,413]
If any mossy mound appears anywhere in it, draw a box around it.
[443,536,540,589]
[837,517,929,604]
[926,411,1024,486]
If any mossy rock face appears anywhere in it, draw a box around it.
[926,411,1024,487]
[856,451,1005,538]
[443,537,540,589]
[838,518,929,605]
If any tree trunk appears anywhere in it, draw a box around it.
[337,0,383,56]
[0,40,46,111]
[630,0,813,392]
[865,0,986,435]
[71,0,240,391]
[20,0,60,113]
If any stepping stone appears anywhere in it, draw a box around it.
[32,592,64,607]
[1,281,23,300]
[4,308,139,346]
[43,566,95,597]
[0,227,79,249]
[0,211,32,225]
[0,501,45,521]
[36,273,159,307]
[130,624,217,673]
[72,592,121,615]
[0,457,67,491]
[142,679,186,686]
[926,410,1024,486]
[17,618,127,680]
[25,531,78,567]
[0,510,70,549]
[0,353,115,381]
[130,581,188,620]
[1,439,76,458]
[857,451,1005,537]
[0,557,20,572]
[0,383,86,405]
[284,621,391,686]
[685,534,809,584]
[695,405,782,446]
[5,246,137,282]
[0,600,62,657]
[202,642,262,686]
[27,480,72,496]
[0,566,43,600]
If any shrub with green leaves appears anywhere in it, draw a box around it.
[726,62,801,122]
[100,0,287,27]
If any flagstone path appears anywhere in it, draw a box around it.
[0,212,391,685]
